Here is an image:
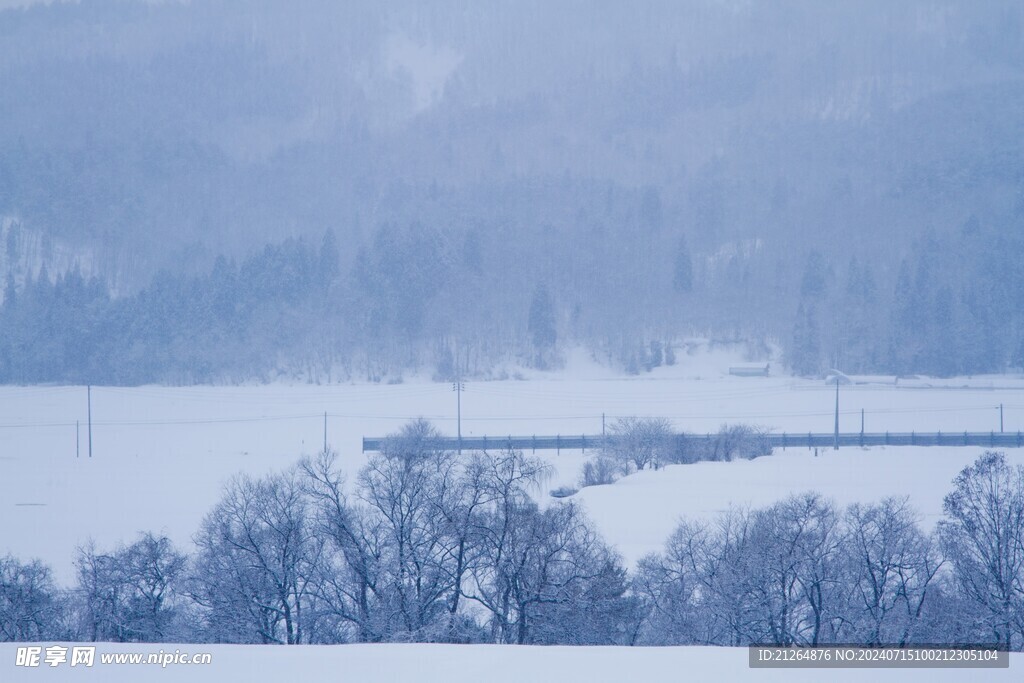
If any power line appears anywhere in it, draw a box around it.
[0,405,1015,430]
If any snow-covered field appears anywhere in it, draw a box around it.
[2,348,1023,583]
[1,642,1020,682]
[575,445,1023,567]
[2,349,1023,681]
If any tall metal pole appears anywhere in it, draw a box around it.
[87,384,93,458]
[860,408,864,435]
[833,378,839,450]
[453,341,463,455]
[1000,404,1004,433]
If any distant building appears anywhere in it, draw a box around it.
[729,363,770,377]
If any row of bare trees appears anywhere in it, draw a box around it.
[582,418,772,488]
[635,495,941,647]
[1,432,1022,649]
[635,452,1024,650]
[137,419,633,645]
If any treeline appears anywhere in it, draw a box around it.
[2,211,1023,385]
[2,421,634,645]
[0,230,354,384]
[2,428,1023,649]
[789,219,1024,377]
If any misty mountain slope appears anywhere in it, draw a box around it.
[3,1,1020,258]
[0,1,1022,382]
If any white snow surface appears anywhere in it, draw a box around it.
[1,348,1023,585]
[2,351,1024,681]
[1,643,1019,682]
[575,445,1020,567]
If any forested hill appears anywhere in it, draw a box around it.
[2,217,1021,385]
[0,1,1022,383]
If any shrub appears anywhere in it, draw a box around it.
[711,424,772,461]
[580,455,626,488]
[673,424,773,463]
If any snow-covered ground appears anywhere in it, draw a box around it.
[2,351,1023,680]
[1,642,1019,682]
[2,348,1023,583]
[575,445,1020,567]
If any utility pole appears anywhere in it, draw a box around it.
[453,379,464,454]
[1000,403,1004,433]
[860,408,864,435]
[87,384,93,458]
[833,378,839,451]
[323,411,328,453]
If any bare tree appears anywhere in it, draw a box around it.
[471,498,614,644]
[748,493,843,646]
[938,452,1024,650]
[463,446,554,642]
[109,533,189,642]
[633,508,764,646]
[633,521,713,645]
[0,555,66,641]
[356,420,468,640]
[301,450,388,643]
[302,422,489,643]
[603,416,674,472]
[75,541,128,642]
[425,451,490,640]
[191,467,320,644]
[517,507,639,645]
[838,498,941,646]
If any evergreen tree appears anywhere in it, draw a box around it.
[928,286,957,376]
[3,272,15,307]
[639,185,663,233]
[672,235,693,293]
[461,229,484,275]
[648,340,663,369]
[889,259,916,375]
[790,300,821,376]
[0,276,13,382]
[840,256,880,372]
[528,284,557,368]
[318,228,340,289]
[799,250,829,299]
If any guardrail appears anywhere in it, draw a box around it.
[362,431,1024,453]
